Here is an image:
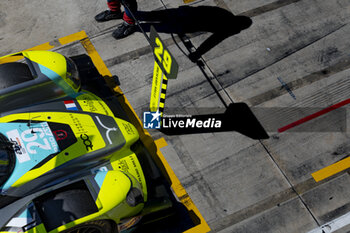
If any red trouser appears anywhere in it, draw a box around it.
[107,0,137,24]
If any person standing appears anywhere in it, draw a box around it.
[95,0,138,39]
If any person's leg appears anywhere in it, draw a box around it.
[112,0,138,39]
[122,0,137,24]
[95,0,123,22]
[107,0,121,12]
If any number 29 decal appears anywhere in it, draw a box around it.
[150,26,178,80]
[154,37,172,74]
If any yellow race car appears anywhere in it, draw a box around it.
[0,51,179,233]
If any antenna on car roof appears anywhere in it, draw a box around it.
[27,115,41,134]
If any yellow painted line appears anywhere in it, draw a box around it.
[155,138,211,233]
[58,30,88,45]
[79,37,123,95]
[312,156,350,182]
[80,37,110,76]
[0,56,22,64]
[26,42,55,51]
[0,42,55,64]
[154,137,168,149]
[0,30,86,64]
[183,0,196,3]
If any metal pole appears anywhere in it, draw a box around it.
[121,0,151,44]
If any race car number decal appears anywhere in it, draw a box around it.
[20,128,53,154]
[5,122,59,163]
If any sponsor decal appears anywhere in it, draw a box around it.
[80,134,93,151]
[6,130,30,163]
[53,130,68,141]
[41,122,54,136]
[68,113,86,134]
[118,216,142,232]
[122,123,135,135]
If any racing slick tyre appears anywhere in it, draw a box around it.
[0,62,33,89]
[61,220,116,233]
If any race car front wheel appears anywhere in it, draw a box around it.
[62,220,116,233]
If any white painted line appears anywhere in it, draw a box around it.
[308,211,350,233]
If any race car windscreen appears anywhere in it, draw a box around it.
[0,133,15,187]
[65,56,81,90]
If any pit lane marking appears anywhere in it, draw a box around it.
[278,98,350,133]
[312,156,350,182]
[155,137,211,233]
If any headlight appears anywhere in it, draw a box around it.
[126,187,144,207]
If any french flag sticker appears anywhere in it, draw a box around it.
[64,100,78,111]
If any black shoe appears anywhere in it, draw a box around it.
[95,10,123,22]
[112,22,136,39]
